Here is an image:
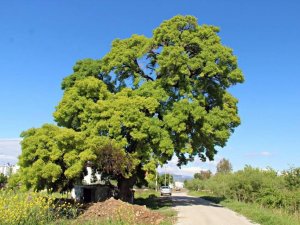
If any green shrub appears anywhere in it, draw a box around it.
[186,165,300,215]
[0,173,8,188]
[0,190,82,225]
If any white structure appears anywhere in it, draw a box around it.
[0,165,19,177]
[82,167,101,184]
[71,184,112,202]
[174,181,184,190]
[71,166,110,202]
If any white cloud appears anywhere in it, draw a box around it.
[260,151,272,156]
[158,166,203,177]
[0,154,18,160]
[181,167,207,174]
[245,151,272,157]
[0,139,21,165]
[157,155,220,176]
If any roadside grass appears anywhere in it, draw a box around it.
[188,191,300,225]
[0,189,82,225]
[49,189,176,225]
[48,218,137,225]
[134,189,172,209]
[48,218,143,225]
[134,189,177,225]
[0,188,175,225]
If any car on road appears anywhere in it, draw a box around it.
[160,186,172,196]
[174,181,184,191]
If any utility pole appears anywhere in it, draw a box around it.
[164,166,166,186]
[155,171,158,191]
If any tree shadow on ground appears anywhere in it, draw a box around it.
[135,194,225,209]
[134,194,173,210]
[172,195,224,208]
[200,195,226,204]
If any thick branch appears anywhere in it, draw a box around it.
[133,59,154,81]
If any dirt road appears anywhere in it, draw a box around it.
[172,192,258,225]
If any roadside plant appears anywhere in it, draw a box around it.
[0,189,83,225]
[0,190,54,225]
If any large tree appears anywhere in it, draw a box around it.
[194,170,212,180]
[216,158,233,174]
[18,15,244,202]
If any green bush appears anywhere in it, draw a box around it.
[0,189,82,225]
[184,178,205,191]
[0,173,8,188]
[186,166,300,215]
[284,167,300,190]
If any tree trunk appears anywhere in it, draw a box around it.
[117,176,136,203]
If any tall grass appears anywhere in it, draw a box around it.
[0,190,55,225]
[223,199,300,225]
[0,189,175,225]
[134,189,176,225]
[188,190,300,225]
[185,166,300,215]
[0,189,82,225]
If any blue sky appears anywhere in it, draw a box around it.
[0,0,299,174]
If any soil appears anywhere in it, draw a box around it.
[79,197,165,225]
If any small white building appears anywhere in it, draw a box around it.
[71,166,114,203]
[71,184,112,202]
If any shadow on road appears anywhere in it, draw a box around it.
[172,195,224,208]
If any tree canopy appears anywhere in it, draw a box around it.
[283,167,300,190]
[0,174,8,188]
[216,158,233,174]
[17,15,244,200]
[194,170,212,180]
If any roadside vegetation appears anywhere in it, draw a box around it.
[0,188,175,225]
[185,164,300,225]
[0,173,8,188]
[134,189,176,225]
[0,189,82,225]
[134,189,176,219]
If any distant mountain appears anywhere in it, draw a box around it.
[158,173,193,182]
[172,174,193,182]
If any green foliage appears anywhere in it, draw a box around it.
[283,167,300,190]
[186,166,300,216]
[90,139,139,179]
[0,190,82,225]
[188,191,300,225]
[226,166,281,202]
[216,158,232,174]
[18,15,244,193]
[17,124,94,192]
[0,173,8,188]
[158,174,174,187]
[194,170,212,180]
[184,178,205,191]
[221,200,300,225]
[134,189,176,225]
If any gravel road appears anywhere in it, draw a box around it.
[172,191,259,225]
